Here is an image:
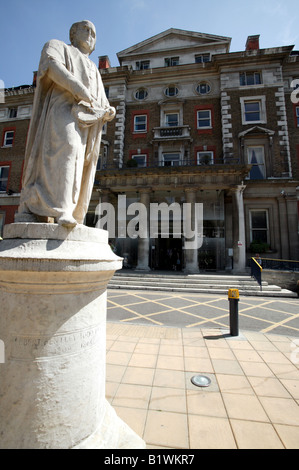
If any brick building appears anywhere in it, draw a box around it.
[0,82,34,234]
[1,29,299,273]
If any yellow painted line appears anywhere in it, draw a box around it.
[261,313,299,334]
[108,299,164,326]
[186,314,229,329]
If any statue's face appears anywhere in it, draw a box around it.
[74,21,96,55]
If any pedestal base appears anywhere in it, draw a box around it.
[0,223,146,449]
[74,400,145,449]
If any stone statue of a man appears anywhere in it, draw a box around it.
[16,20,115,227]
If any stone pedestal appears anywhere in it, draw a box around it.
[0,223,145,449]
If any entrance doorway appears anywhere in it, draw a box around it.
[151,237,183,271]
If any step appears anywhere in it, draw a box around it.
[109,272,297,298]
[111,275,266,287]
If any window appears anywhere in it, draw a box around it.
[9,108,17,119]
[240,72,262,86]
[0,166,10,192]
[195,54,210,63]
[132,154,147,167]
[136,61,150,70]
[240,96,266,124]
[296,107,299,127]
[165,57,179,67]
[244,101,261,122]
[247,146,266,179]
[3,130,14,147]
[165,85,179,97]
[250,210,269,244]
[134,115,147,133]
[165,113,179,127]
[135,88,148,101]
[197,109,212,129]
[162,153,180,167]
[196,82,211,95]
[197,151,214,165]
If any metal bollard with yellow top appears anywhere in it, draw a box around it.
[228,289,239,336]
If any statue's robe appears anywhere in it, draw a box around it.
[17,39,111,224]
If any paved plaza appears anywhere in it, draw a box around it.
[106,289,299,449]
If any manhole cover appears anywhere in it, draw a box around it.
[191,375,211,388]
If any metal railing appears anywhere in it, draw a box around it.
[251,257,263,291]
[251,257,299,291]
[99,158,242,171]
[258,258,299,272]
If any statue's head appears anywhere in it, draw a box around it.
[69,20,96,55]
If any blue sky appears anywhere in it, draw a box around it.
[1,0,299,88]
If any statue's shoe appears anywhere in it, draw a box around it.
[56,214,77,228]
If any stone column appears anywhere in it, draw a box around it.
[183,189,199,274]
[277,195,289,259]
[136,189,151,271]
[286,195,299,260]
[0,223,145,449]
[232,185,246,273]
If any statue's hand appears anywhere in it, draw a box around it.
[104,106,116,122]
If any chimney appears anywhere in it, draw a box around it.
[245,35,260,51]
[98,55,111,70]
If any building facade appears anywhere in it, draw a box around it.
[1,29,299,273]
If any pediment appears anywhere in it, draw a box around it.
[117,28,231,59]
[238,126,275,138]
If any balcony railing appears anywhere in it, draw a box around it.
[99,157,243,171]
[153,126,191,140]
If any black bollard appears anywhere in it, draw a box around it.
[228,289,239,337]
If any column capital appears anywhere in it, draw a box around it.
[184,187,197,193]
[137,187,152,194]
[230,184,246,194]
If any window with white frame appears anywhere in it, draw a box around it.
[250,210,269,245]
[0,166,10,192]
[197,151,214,165]
[195,53,210,63]
[165,57,179,67]
[162,153,180,167]
[240,71,262,86]
[3,130,14,147]
[134,115,147,133]
[136,60,150,70]
[132,154,147,167]
[197,109,212,129]
[240,96,266,124]
[247,146,266,179]
[165,113,179,127]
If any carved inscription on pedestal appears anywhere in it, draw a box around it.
[10,325,102,360]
